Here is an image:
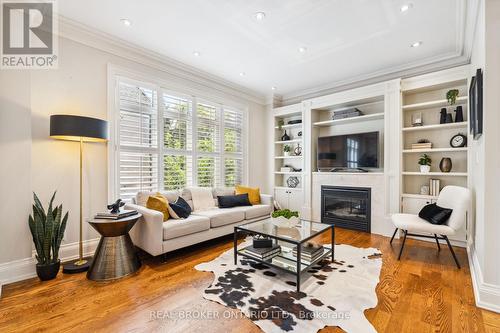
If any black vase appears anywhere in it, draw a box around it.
[440,108,447,124]
[445,113,453,123]
[455,106,464,122]
[281,130,290,141]
[36,260,60,281]
[439,157,452,172]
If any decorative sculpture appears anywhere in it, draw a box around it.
[107,199,125,214]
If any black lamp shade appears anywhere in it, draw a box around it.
[50,115,108,142]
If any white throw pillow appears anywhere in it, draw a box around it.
[188,187,216,211]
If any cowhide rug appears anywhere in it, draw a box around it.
[195,240,382,333]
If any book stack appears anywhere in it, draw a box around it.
[430,179,441,197]
[292,243,324,265]
[411,142,432,150]
[95,209,138,220]
[242,244,281,261]
[332,108,363,120]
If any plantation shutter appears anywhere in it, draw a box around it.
[196,102,221,187]
[118,81,159,201]
[223,107,244,186]
[162,93,193,190]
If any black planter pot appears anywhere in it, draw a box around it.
[36,260,61,281]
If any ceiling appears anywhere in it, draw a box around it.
[59,0,470,99]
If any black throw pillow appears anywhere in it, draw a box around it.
[169,196,192,218]
[418,203,453,225]
[217,193,252,208]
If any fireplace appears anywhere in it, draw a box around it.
[321,186,371,232]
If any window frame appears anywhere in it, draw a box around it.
[108,68,248,201]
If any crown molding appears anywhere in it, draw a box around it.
[57,16,266,105]
[280,0,477,105]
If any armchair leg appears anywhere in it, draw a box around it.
[390,228,398,244]
[397,230,408,260]
[443,236,461,269]
[434,234,441,251]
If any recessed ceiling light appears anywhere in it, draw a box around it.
[254,12,266,21]
[411,41,422,48]
[239,72,246,77]
[271,86,277,91]
[193,51,201,57]
[298,46,307,53]
[400,3,413,12]
[120,18,132,27]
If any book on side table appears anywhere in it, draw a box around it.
[241,244,281,261]
[95,209,138,220]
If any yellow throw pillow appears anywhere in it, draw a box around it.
[146,194,170,221]
[235,185,260,205]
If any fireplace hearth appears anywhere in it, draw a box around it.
[321,186,371,232]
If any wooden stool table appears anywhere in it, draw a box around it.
[87,214,142,281]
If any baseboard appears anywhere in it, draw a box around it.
[0,238,99,297]
[467,245,500,313]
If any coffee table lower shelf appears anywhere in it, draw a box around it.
[233,223,334,293]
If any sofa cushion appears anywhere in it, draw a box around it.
[146,195,170,221]
[242,204,272,220]
[217,194,252,208]
[162,215,210,240]
[136,190,179,207]
[193,209,245,228]
[235,185,261,205]
[169,196,192,218]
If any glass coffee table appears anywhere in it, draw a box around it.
[234,218,334,292]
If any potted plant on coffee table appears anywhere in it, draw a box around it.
[418,154,432,173]
[271,209,299,227]
[29,192,68,281]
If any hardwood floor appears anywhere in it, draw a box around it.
[1,228,499,333]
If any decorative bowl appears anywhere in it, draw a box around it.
[271,216,300,228]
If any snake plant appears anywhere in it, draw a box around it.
[28,192,68,265]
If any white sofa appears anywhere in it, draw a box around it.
[125,187,273,256]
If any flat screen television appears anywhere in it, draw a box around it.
[317,131,379,170]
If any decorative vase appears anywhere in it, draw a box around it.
[440,108,447,124]
[294,144,302,156]
[281,130,290,141]
[455,106,464,122]
[36,260,60,281]
[420,165,431,173]
[439,157,452,172]
[445,113,453,123]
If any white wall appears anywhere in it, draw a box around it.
[0,35,268,286]
[468,0,500,312]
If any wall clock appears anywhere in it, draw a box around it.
[450,133,467,148]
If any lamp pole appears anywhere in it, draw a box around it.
[75,137,86,265]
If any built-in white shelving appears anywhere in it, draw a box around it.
[273,105,305,211]
[400,69,470,245]
[402,96,468,111]
[313,112,384,127]
[274,139,302,144]
[402,172,468,177]
[274,123,302,130]
[275,156,302,159]
[402,122,467,132]
[402,147,468,153]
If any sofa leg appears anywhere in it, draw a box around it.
[390,228,398,244]
[398,230,407,260]
[434,234,441,251]
[162,253,168,263]
[443,236,460,269]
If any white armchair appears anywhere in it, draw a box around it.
[390,186,471,268]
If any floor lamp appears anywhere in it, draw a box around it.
[50,115,108,273]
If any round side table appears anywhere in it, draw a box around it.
[87,214,142,281]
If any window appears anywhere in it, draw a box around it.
[113,78,246,200]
